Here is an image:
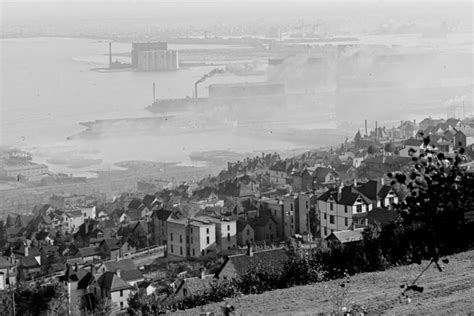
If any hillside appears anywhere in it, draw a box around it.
[176,250,474,315]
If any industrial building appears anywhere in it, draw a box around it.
[131,42,179,71]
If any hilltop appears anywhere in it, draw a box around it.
[179,249,474,315]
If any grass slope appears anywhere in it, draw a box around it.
[176,250,474,315]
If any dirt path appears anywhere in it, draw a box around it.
[178,250,474,315]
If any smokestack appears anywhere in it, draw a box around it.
[153,82,156,103]
[194,82,199,99]
[109,42,112,69]
[375,121,378,139]
[365,120,368,136]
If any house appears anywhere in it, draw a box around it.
[151,209,173,246]
[97,271,133,313]
[78,247,102,263]
[97,258,144,286]
[236,220,255,247]
[249,211,278,243]
[60,264,100,315]
[268,160,296,186]
[98,238,122,260]
[200,217,237,253]
[352,207,399,228]
[49,194,86,209]
[317,185,374,238]
[111,209,127,224]
[167,217,216,259]
[65,210,86,233]
[74,219,103,247]
[291,168,313,192]
[312,167,339,187]
[192,187,224,209]
[142,194,160,210]
[296,192,318,237]
[174,272,214,299]
[399,138,423,157]
[258,198,284,239]
[325,228,365,246]
[18,256,41,280]
[215,247,288,280]
[363,155,413,174]
[0,256,16,290]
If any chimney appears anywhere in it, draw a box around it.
[153,82,156,103]
[194,82,199,99]
[247,244,253,257]
[380,178,384,186]
[24,245,29,257]
[365,120,368,136]
[375,121,378,139]
[109,42,112,68]
[116,269,121,278]
[200,267,206,279]
[353,178,357,187]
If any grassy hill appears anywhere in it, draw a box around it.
[176,249,474,315]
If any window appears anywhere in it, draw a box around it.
[206,236,210,244]
[290,204,293,211]
[170,233,173,241]
[324,227,327,236]
[306,201,309,209]
[120,302,124,309]
[356,205,362,213]
[180,247,183,255]
[120,290,123,297]
[329,215,335,224]
[330,203,334,211]
[206,228,209,234]
[180,235,182,243]
[344,206,348,213]
[192,248,195,256]
[227,225,230,231]
[190,227,193,233]
[246,229,249,236]
[227,233,230,242]
[345,218,348,226]
[183,288,188,297]
[324,213,327,220]
[170,245,173,253]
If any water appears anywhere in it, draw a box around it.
[0,37,301,175]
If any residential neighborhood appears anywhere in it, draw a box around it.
[0,116,472,314]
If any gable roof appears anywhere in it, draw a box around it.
[100,238,122,251]
[317,186,372,206]
[175,275,214,295]
[19,256,40,268]
[0,256,13,269]
[217,248,288,278]
[327,228,365,244]
[404,138,423,147]
[153,209,173,221]
[97,271,133,292]
[236,220,253,233]
[103,258,137,272]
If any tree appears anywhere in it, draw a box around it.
[367,145,375,155]
[384,142,393,153]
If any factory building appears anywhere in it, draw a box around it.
[131,42,179,71]
[136,50,179,71]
